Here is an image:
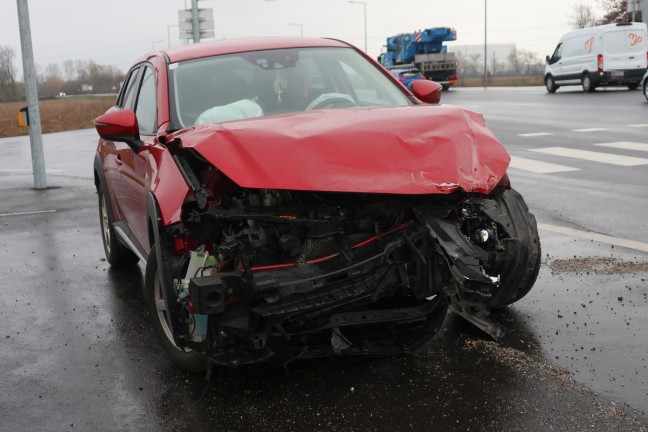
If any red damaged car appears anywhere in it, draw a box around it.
[94,38,540,372]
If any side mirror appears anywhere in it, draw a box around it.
[546,55,551,64]
[95,109,143,152]
[411,79,442,104]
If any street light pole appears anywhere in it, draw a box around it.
[167,25,179,48]
[289,22,303,37]
[348,1,367,52]
[16,0,46,189]
[191,0,200,43]
[484,0,488,88]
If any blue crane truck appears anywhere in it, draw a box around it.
[380,27,458,90]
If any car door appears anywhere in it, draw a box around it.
[102,66,141,222]
[602,28,627,72]
[115,64,158,251]
[547,43,564,81]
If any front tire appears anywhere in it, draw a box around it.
[97,186,139,268]
[581,73,595,92]
[642,79,648,101]
[145,245,206,373]
[487,189,541,307]
[545,75,558,93]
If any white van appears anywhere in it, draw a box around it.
[544,22,648,93]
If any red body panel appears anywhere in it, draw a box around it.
[173,105,510,195]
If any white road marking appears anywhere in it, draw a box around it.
[572,128,608,132]
[0,169,66,174]
[539,223,648,254]
[0,209,57,217]
[594,142,648,152]
[508,156,579,174]
[518,132,553,137]
[627,123,648,128]
[531,147,648,166]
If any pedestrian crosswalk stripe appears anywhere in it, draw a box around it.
[573,128,608,132]
[508,156,579,174]
[518,132,553,137]
[594,142,648,152]
[531,147,648,166]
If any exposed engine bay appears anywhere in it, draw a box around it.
[151,149,541,370]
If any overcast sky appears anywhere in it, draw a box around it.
[2,0,605,75]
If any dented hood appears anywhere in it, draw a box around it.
[175,104,510,194]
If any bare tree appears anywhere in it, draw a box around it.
[490,51,502,76]
[507,47,519,74]
[0,45,18,101]
[597,0,640,24]
[517,49,540,75]
[63,60,75,81]
[570,3,598,29]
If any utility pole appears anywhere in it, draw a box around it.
[16,0,46,189]
[484,0,488,88]
[191,0,200,43]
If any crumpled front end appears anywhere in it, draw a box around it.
[159,175,537,367]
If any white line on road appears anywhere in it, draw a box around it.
[572,128,608,132]
[518,132,553,137]
[594,142,648,152]
[539,223,648,254]
[531,147,648,166]
[509,156,579,174]
[0,209,57,217]
[627,124,648,128]
[0,169,66,174]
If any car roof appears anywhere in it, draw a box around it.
[143,37,353,64]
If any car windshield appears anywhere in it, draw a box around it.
[169,46,412,128]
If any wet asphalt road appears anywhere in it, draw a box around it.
[1,89,648,432]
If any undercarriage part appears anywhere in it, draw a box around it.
[449,304,504,340]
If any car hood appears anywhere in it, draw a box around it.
[174,104,510,195]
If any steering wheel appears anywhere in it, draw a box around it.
[306,93,356,110]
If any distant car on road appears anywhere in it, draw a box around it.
[387,67,427,90]
[93,37,540,372]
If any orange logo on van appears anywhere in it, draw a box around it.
[629,32,643,47]
[584,37,595,53]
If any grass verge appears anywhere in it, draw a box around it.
[0,96,115,138]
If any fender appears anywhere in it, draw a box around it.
[94,154,116,220]
[146,192,186,347]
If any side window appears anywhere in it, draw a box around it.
[117,67,141,109]
[135,66,157,135]
[551,43,563,63]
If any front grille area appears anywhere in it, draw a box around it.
[305,232,374,260]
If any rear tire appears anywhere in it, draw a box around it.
[581,73,595,92]
[644,79,648,102]
[545,75,558,93]
[98,186,139,268]
[487,189,541,307]
[144,244,206,373]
